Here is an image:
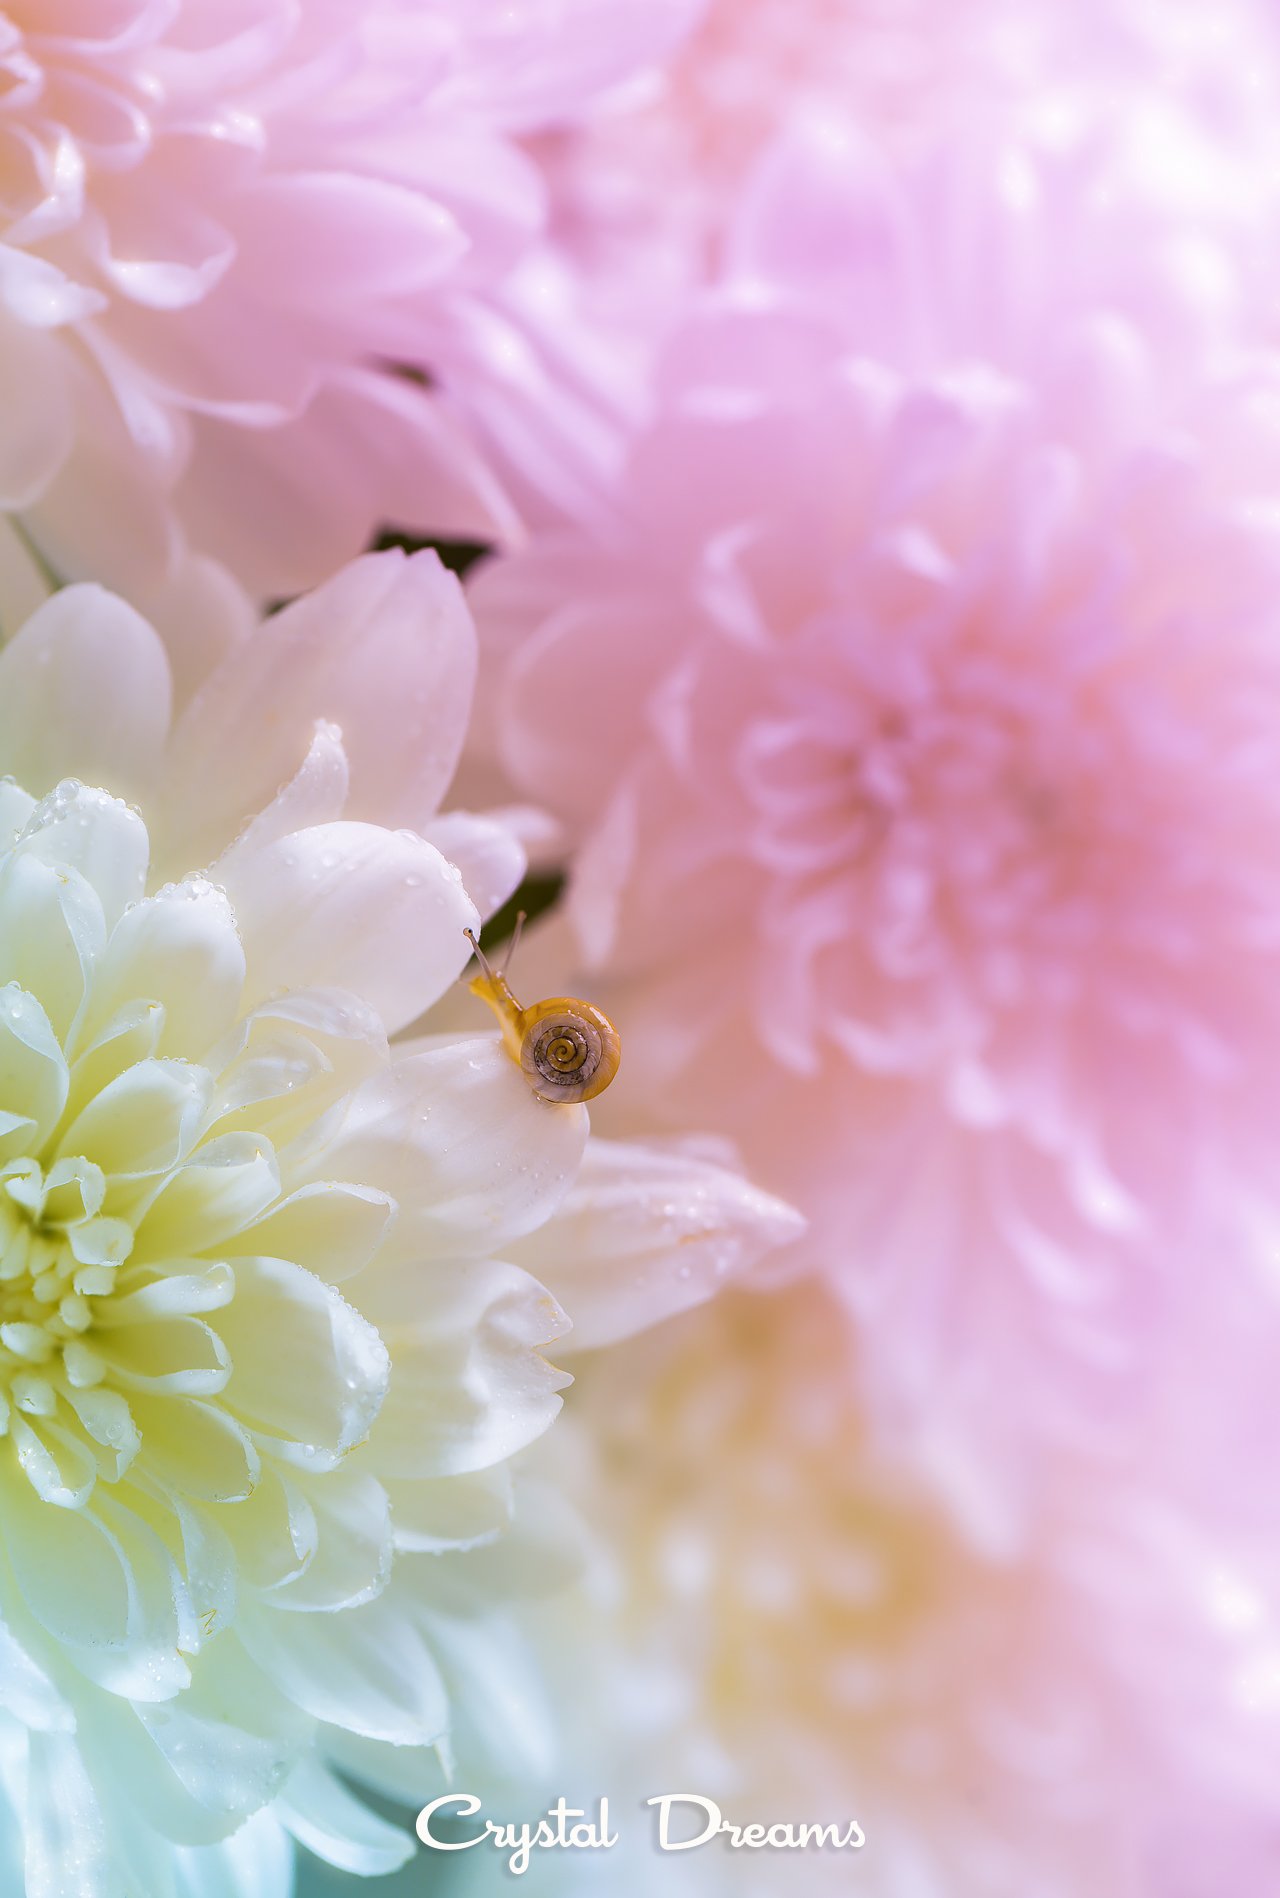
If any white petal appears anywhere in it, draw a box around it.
[172,1810,296,1898]
[264,1468,392,1613]
[67,1001,164,1118]
[0,1483,186,1697]
[16,781,149,928]
[211,1254,388,1463]
[207,989,386,1142]
[131,1396,260,1503]
[208,721,350,883]
[0,778,36,844]
[230,1181,394,1284]
[221,1467,316,1593]
[135,550,255,715]
[171,1810,296,1898]
[161,550,476,861]
[131,1679,300,1833]
[95,1264,234,1325]
[508,1138,808,1352]
[94,1317,231,1397]
[0,1618,69,1734]
[58,1058,213,1181]
[293,1038,586,1268]
[366,1260,568,1480]
[0,984,67,1158]
[0,851,103,1040]
[238,1581,448,1747]
[11,1415,97,1509]
[62,1387,139,1481]
[77,1636,308,1842]
[385,1466,513,1555]
[137,1135,281,1259]
[24,1730,109,1898]
[416,1592,556,1786]
[277,1757,414,1877]
[81,879,246,1063]
[422,810,526,921]
[222,822,478,1035]
[0,584,171,799]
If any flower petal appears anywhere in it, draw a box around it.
[222,822,478,1035]
[422,810,526,921]
[94,1317,231,1397]
[80,878,246,1064]
[275,1757,415,1877]
[131,1396,259,1503]
[24,1730,109,1898]
[230,1181,395,1285]
[238,1580,448,1747]
[136,1135,281,1260]
[207,721,350,884]
[509,1138,807,1352]
[0,852,103,1040]
[0,1483,186,1697]
[265,1468,392,1614]
[0,585,171,799]
[161,551,477,860]
[0,984,67,1158]
[385,1466,512,1555]
[212,1255,389,1463]
[365,1260,568,1480]
[293,1038,586,1266]
[58,1059,213,1182]
[17,782,148,930]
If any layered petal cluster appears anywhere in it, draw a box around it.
[0,0,699,601]
[484,1282,1280,1898]
[528,0,1280,295]
[475,0,1280,532]
[471,122,1280,1494]
[0,548,794,1895]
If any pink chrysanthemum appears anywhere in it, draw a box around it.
[0,0,698,600]
[529,0,1280,281]
[471,122,1280,1497]
[473,0,1280,533]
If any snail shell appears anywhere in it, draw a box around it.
[519,999,621,1104]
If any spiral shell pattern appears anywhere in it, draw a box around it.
[520,1002,620,1103]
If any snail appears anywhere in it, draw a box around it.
[464,915,621,1105]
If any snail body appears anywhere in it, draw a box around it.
[465,926,621,1105]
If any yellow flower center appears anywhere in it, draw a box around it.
[0,1158,128,1435]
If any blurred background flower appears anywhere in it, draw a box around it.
[0,0,699,603]
[440,1278,1280,1898]
[469,112,1280,1512]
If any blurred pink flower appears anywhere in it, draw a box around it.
[490,1279,1280,1898]
[470,123,1280,1500]
[0,0,699,600]
[471,0,1280,532]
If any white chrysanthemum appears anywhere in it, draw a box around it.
[0,548,795,1896]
